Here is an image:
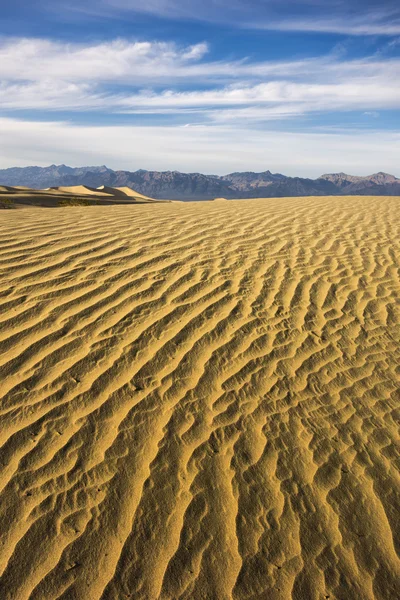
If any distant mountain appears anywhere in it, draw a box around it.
[221,170,287,190]
[318,171,400,194]
[0,165,399,200]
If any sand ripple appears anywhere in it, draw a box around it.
[0,196,399,599]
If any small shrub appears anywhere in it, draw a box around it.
[0,197,15,209]
[58,197,96,207]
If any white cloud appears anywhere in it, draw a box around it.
[1,37,399,121]
[2,36,398,85]
[116,78,400,115]
[0,80,107,110]
[52,0,400,36]
[0,117,399,177]
[250,14,400,36]
[363,111,380,118]
[0,38,212,83]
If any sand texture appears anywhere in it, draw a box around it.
[0,196,399,600]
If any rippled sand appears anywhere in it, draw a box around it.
[0,196,399,600]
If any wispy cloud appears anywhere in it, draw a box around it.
[0,38,211,83]
[117,78,400,117]
[52,0,400,36]
[0,37,341,85]
[1,37,399,122]
[1,117,399,176]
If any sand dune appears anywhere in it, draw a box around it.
[0,185,159,207]
[54,185,114,197]
[96,185,126,196]
[0,195,399,600]
[0,185,31,192]
[97,185,154,201]
[114,186,153,200]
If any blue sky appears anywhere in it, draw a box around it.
[1,0,399,175]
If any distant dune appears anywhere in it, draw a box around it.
[96,185,127,196]
[114,186,153,200]
[53,185,114,196]
[0,184,160,207]
[97,185,154,200]
[0,196,399,600]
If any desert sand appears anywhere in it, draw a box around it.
[52,186,115,197]
[98,186,153,200]
[0,185,159,208]
[0,195,399,600]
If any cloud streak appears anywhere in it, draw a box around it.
[1,37,400,123]
[53,0,400,36]
[0,38,211,83]
[1,117,399,177]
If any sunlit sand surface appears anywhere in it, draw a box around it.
[0,196,399,599]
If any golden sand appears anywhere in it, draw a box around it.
[0,196,399,600]
[53,186,114,197]
[0,185,159,208]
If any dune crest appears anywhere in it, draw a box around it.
[53,185,114,197]
[0,196,399,600]
[97,185,153,201]
[0,185,159,207]
[114,186,152,200]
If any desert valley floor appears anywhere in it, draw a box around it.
[0,196,399,600]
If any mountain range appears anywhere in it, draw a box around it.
[1,164,399,200]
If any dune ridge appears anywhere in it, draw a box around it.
[0,195,399,600]
[0,184,159,207]
[53,186,114,197]
[97,186,153,200]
